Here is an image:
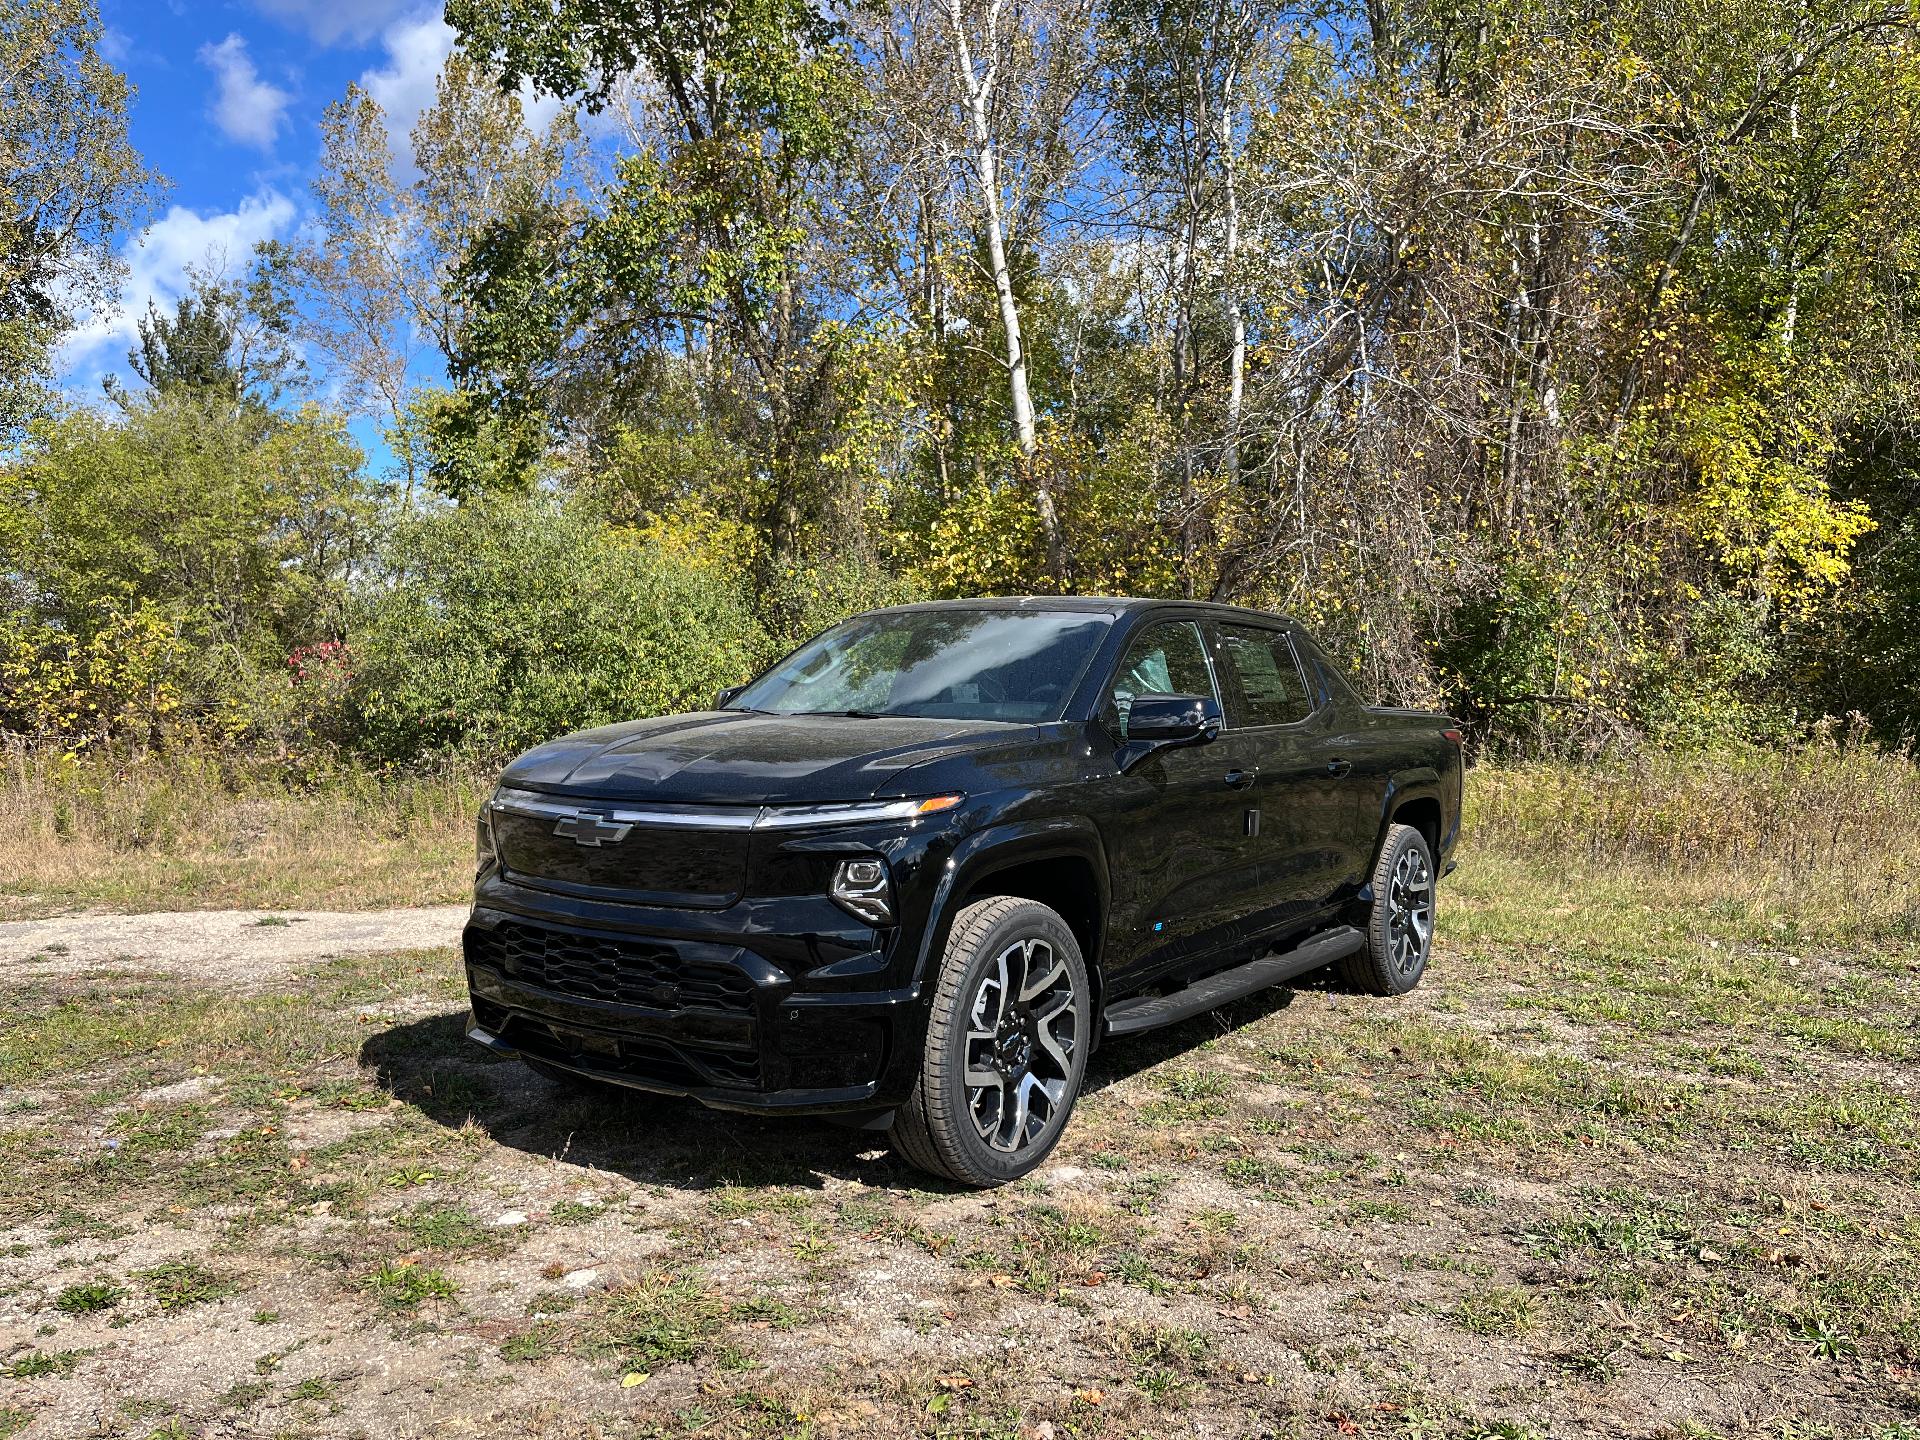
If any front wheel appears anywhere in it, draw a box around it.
[889,896,1090,1187]
[1340,822,1436,996]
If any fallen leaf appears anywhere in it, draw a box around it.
[621,1371,650,1388]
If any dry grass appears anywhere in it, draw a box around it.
[0,744,480,919]
[1471,729,1920,942]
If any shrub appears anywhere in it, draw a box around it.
[347,497,768,764]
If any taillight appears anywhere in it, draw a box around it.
[1441,728,1463,745]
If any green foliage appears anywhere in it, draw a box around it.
[53,1278,122,1315]
[0,396,373,745]
[0,0,161,439]
[12,0,1920,760]
[347,497,767,764]
[369,1259,455,1309]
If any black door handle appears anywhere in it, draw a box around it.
[1224,767,1259,789]
[1326,758,1353,777]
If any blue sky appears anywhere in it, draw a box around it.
[63,0,464,400]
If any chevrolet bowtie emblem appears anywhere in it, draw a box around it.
[553,812,633,847]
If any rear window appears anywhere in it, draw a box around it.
[1218,625,1315,726]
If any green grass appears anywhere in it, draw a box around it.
[54,1279,124,1315]
[3,1348,86,1378]
[140,1260,237,1313]
[368,1260,457,1309]
[590,1271,729,1368]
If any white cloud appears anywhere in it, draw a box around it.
[200,34,293,151]
[59,190,299,382]
[359,12,567,165]
[359,11,455,151]
[252,0,418,47]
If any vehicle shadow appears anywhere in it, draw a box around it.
[359,979,1317,1191]
[358,1012,889,1192]
[1081,983,1300,1096]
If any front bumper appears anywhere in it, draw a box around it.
[461,899,927,1116]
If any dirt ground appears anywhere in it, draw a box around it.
[1,864,1916,1440]
[0,908,469,988]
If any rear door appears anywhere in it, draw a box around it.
[1210,621,1360,929]
[1095,617,1267,990]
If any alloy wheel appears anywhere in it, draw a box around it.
[963,937,1078,1154]
[1387,845,1434,976]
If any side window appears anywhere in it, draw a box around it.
[1219,625,1315,727]
[1107,621,1218,739]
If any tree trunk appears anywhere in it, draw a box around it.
[1220,61,1245,483]
[945,0,1067,582]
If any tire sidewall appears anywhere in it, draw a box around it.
[929,901,1091,1185]
[1368,825,1433,995]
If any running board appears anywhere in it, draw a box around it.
[1102,926,1363,1038]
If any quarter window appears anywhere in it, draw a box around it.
[1219,625,1315,726]
[1108,621,1218,739]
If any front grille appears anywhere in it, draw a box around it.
[470,921,758,1014]
[490,1009,763,1089]
[491,811,749,907]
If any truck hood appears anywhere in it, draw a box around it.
[497,710,1041,806]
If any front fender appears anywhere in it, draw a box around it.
[908,812,1110,996]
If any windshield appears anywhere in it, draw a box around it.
[731,609,1113,722]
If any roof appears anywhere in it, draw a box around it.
[868,595,1295,624]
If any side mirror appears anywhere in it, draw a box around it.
[1127,693,1223,743]
[714,685,746,710]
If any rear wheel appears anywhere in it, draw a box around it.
[1340,822,1435,996]
[889,896,1090,1187]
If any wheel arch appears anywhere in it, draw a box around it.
[1368,767,1449,878]
[913,816,1110,1029]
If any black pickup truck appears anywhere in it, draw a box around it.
[464,597,1462,1184]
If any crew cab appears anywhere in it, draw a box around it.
[463,598,1462,1184]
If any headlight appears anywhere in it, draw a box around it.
[758,794,962,830]
[830,856,893,924]
[476,804,498,873]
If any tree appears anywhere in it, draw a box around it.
[0,0,160,440]
[448,0,867,571]
[261,56,574,497]
[118,265,299,407]
[0,394,374,742]
[1102,0,1265,588]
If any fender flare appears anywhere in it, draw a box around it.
[1370,766,1452,865]
[908,812,1111,1006]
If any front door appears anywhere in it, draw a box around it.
[1095,618,1266,991]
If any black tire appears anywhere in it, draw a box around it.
[889,896,1091,1187]
[1339,822,1436,996]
